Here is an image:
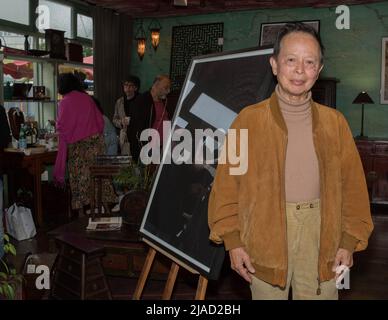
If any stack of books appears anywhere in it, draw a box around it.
[86,216,122,231]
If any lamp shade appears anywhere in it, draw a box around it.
[352,91,374,104]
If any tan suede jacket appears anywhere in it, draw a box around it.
[208,93,374,288]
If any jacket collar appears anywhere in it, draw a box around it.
[269,91,320,134]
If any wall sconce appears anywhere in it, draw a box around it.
[135,21,147,61]
[149,19,162,51]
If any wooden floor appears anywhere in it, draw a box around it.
[11,211,388,300]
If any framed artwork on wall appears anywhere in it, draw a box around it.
[381,37,388,104]
[259,20,320,47]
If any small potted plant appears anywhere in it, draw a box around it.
[113,162,155,225]
[0,234,23,300]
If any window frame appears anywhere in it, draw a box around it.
[0,0,92,49]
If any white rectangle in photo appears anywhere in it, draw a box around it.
[189,93,237,132]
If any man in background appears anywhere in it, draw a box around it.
[113,76,141,155]
[131,75,172,162]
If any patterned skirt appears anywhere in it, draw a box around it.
[68,134,116,210]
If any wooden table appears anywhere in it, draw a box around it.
[2,150,57,226]
[48,217,170,278]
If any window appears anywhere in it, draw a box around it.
[0,31,26,50]
[0,0,29,25]
[77,14,93,40]
[39,0,72,37]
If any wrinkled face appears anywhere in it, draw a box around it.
[270,32,323,102]
[154,78,171,100]
[123,81,137,97]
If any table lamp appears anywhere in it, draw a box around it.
[352,91,374,138]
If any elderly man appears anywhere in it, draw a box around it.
[208,22,373,300]
[130,74,172,162]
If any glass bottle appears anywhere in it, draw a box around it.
[25,123,32,147]
[18,124,27,150]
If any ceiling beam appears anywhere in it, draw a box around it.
[82,0,386,18]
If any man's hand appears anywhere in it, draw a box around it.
[332,248,353,280]
[229,247,256,283]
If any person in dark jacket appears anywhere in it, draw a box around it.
[0,104,11,258]
[130,75,172,162]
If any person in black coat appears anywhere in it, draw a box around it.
[130,75,173,162]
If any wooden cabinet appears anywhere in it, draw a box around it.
[51,235,112,300]
[311,78,339,108]
[355,138,388,205]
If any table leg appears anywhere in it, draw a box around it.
[33,161,44,227]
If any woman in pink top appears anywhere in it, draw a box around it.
[54,73,115,214]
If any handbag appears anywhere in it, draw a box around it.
[5,203,37,241]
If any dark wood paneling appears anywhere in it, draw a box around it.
[355,138,388,206]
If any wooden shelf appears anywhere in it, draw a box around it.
[4,99,56,103]
[1,52,93,68]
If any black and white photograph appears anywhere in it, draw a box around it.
[140,48,276,279]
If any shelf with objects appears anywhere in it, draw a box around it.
[0,50,94,226]
[0,52,94,144]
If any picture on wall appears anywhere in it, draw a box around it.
[259,20,320,47]
[381,37,388,104]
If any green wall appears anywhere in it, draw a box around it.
[130,2,388,137]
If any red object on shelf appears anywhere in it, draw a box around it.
[3,60,33,79]
[3,47,28,55]
[82,56,93,80]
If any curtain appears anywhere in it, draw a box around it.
[93,7,133,120]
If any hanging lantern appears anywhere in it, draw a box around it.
[135,21,147,61]
[150,29,160,51]
[149,19,162,51]
[136,37,146,60]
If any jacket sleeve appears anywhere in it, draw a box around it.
[208,117,244,251]
[338,113,374,253]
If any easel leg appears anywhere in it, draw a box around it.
[195,275,208,300]
[132,248,156,300]
[162,262,180,300]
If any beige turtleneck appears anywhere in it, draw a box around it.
[275,85,320,202]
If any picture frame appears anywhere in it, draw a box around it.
[381,37,388,104]
[259,20,320,47]
[139,47,276,280]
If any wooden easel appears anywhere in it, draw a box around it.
[132,238,209,300]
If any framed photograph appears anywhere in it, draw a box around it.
[140,47,276,280]
[381,37,388,104]
[259,20,320,47]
